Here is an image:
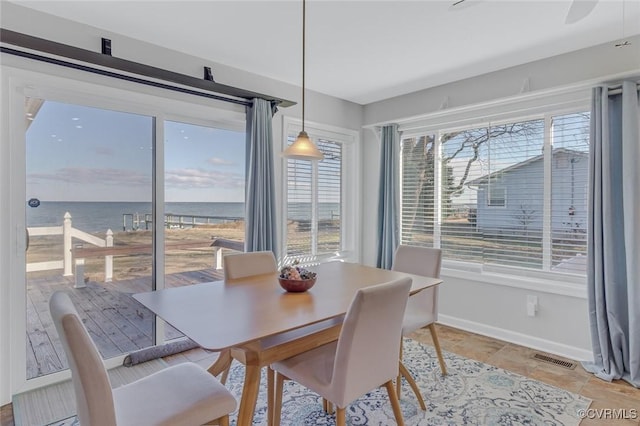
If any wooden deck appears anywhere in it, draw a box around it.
[26,268,224,379]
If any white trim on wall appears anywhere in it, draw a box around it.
[439,314,594,362]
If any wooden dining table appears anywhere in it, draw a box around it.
[133,261,442,426]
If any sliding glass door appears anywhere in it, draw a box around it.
[25,98,154,379]
[163,120,245,341]
[3,64,246,397]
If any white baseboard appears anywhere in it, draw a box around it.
[438,314,594,363]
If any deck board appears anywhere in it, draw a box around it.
[25,268,225,379]
[26,283,65,376]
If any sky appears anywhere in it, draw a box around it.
[26,99,245,203]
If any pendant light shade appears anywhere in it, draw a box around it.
[284,131,324,160]
[283,0,324,161]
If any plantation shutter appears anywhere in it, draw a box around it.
[286,137,342,259]
[286,138,313,256]
[316,139,342,254]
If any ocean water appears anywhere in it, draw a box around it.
[26,201,339,234]
[26,201,244,233]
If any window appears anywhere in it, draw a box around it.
[286,137,342,259]
[550,113,590,274]
[486,183,506,207]
[283,119,358,264]
[400,135,436,248]
[400,112,590,276]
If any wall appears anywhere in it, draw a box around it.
[361,36,640,363]
[0,2,363,405]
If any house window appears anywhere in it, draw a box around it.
[486,183,506,207]
[400,112,590,276]
[283,120,358,264]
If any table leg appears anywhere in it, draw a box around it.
[236,353,261,426]
[267,367,274,426]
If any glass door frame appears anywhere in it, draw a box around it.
[5,65,245,395]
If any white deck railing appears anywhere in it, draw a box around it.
[27,212,112,288]
[27,212,244,288]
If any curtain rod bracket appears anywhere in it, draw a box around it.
[101,38,112,56]
[204,66,215,82]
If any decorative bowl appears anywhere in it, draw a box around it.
[278,277,317,293]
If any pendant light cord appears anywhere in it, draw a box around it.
[302,0,306,132]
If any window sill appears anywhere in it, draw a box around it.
[441,266,587,299]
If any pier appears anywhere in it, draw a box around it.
[122,212,244,231]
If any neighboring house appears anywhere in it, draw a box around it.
[467,148,588,235]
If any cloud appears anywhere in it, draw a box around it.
[27,167,244,192]
[94,146,116,156]
[28,167,151,186]
[207,157,235,166]
[165,168,243,190]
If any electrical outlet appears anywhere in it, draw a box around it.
[527,295,538,317]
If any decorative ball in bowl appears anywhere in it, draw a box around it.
[279,263,317,293]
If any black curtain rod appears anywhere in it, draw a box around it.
[0,29,296,108]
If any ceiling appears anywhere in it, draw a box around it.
[6,0,640,105]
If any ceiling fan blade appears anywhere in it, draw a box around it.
[565,0,599,24]
[449,0,483,11]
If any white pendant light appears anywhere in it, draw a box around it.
[283,0,324,161]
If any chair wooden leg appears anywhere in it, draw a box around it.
[396,341,403,399]
[384,380,405,426]
[273,372,284,426]
[399,361,426,410]
[204,415,229,426]
[336,407,346,426]
[207,349,232,379]
[220,366,230,385]
[323,398,333,413]
[267,367,274,426]
[428,323,447,375]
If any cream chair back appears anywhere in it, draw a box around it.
[223,250,277,280]
[392,245,442,323]
[50,291,117,426]
[392,245,442,278]
[331,277,412,407]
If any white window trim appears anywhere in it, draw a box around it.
[280,116,360,264]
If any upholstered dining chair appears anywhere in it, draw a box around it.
[49,291,237,426]
[222,251,343,424]
[271,277,412,426]
[223,250,278,280]
[392,244,446,410]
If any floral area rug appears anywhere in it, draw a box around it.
[48,338,590,425]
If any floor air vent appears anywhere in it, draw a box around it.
[532,353,577,369]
